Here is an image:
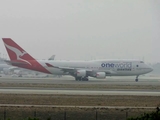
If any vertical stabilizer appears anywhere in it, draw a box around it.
[2,38,35,64]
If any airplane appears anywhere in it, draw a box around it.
[2,38,153,82]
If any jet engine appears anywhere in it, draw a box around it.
[76,70,86,77]
[95,72,106,79]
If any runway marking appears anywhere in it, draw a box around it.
[0,104,157,109]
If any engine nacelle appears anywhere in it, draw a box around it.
[95,72,106,79]
[76,70,86,77]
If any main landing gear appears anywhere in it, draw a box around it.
[135,75,139,82]
[75,77,89,81]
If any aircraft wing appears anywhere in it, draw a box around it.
[45,63,115,74]
[45,63,92,72]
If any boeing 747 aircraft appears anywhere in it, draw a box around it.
[2,38,153,81]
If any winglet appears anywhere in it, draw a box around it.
[48,55,55,60]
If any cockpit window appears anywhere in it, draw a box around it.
[140,61,144,63]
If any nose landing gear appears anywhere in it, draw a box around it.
[135,75,139,82]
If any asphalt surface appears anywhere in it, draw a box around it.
[0,76,159,96]
[0,76,160,85]
[0,88,159,96]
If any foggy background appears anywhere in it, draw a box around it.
[0,0,159,63]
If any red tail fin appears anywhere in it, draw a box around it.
[2,38,51,74]
[2,38,35,63]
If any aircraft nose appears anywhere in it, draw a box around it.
[147,66,153,72]
[145,64,153,73]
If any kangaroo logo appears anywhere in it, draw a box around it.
[4,43,31,65]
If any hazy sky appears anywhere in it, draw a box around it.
[0,0,159,63]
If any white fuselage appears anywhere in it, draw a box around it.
[37,59,153,76]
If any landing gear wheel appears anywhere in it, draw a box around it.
[135,76,139,82]
[82,77,89,81]
[86,77,88,81]
[75,77,81,81]
[75,77,89,81]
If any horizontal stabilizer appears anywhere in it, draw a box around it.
[4,60,28,65]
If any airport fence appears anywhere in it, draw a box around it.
[0,107,155,120]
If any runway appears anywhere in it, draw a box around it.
[0,76,160,96]
[0,76,160,85]
[0,88,159,96]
